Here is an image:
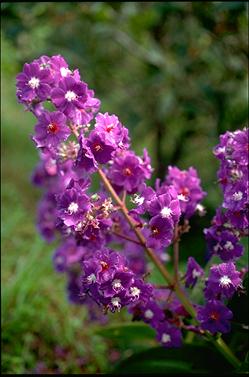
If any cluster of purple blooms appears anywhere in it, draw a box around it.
[16,55,248,347]
[197,128,248,334]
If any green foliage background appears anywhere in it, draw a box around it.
[1,2,248,374]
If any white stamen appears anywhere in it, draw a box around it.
[144,309,154,319]
[131,194,144,206]
[112,279,122,291]
[67,202,79,214]
[219,275,232,287]
[86,273,96,284]
[214,243,222,252]
[28,77,40,89]
[60,67,71,77]
[160,206,172,218]
[161,333,171,344]
[130,286,140,299]
[65,90,77,102]
[111,297,121,311]
[224,241,234,250]
[233,191,243,201]
[177,194,189,202]
[192,269,201,278]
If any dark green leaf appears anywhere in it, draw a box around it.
[113,344,232,374]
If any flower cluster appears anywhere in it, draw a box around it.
[16,55,247,349]
[197,128,249,335]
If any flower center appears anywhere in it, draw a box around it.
[60,67,71,77]
[28,77,40,89]
[67,202,79,214]
[131,194,144,206]
[65,90,77,102]
[224,241,234,250]
[233,191,243,201]
[130,286,140,299]
[151,226,160,236]
[86,273,96,284]
[93,143,103,152]
[210,311,220,321]
[47,123,59,134]
[123,167,132,176]
[111,297,121,310]
[112,279,122,291]
[192,269,201,278]
[161,333,171,344]
[160,206,172,218]
[180,187,190,197]
[144,309,154,319]
[219,275,232,287]
[100,261,109,271]
[106,123,114,132]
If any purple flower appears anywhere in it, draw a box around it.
[197,300,233,334]
[94,112,129,149]
[156,322,182,348]
[185,257,204,288]
[51,77,88,119]
[212,230,244,262]
[87,130,115,164]
[165,166,206,218]
[74,135,98,173]
[204,262,242,300]
[16,62,53,102]
[37,192,58,242]
[53,237,86,272]
[147,215,173,250]
[82,248,126,286]
[57,187,90,227]
[131,300,165,329]
[33,110,70,148]
[100,271,134,297]
[108,150,149,193]
[131,183,155,215]
[147,189,181,225]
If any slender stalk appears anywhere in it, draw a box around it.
[112,230,143,246]
[208,336,241,369]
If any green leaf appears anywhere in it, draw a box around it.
[95,322,156,350]
[113,344,232,374]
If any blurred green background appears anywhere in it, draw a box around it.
[1,2,248,374]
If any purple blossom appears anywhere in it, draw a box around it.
[156,322,182,348]
[37,192,58,242]
[185,257,204,288]
[94,112,130,149]
[33,110,70,148]
[165,166,206,218]
[204,262,242,300]
[197,300,233,334]
[131,300,165,329]
[211,230,243,262]
[57,187,90,227]
[51,77,88,119]
[16,62,53,103]
[74,135,98,173]
[108,150,150,193]
[147,189,181,225]
[53,237,86,272]
[88,130,115,164]
[147,215,174,250]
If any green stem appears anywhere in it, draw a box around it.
[211,336,241,369]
